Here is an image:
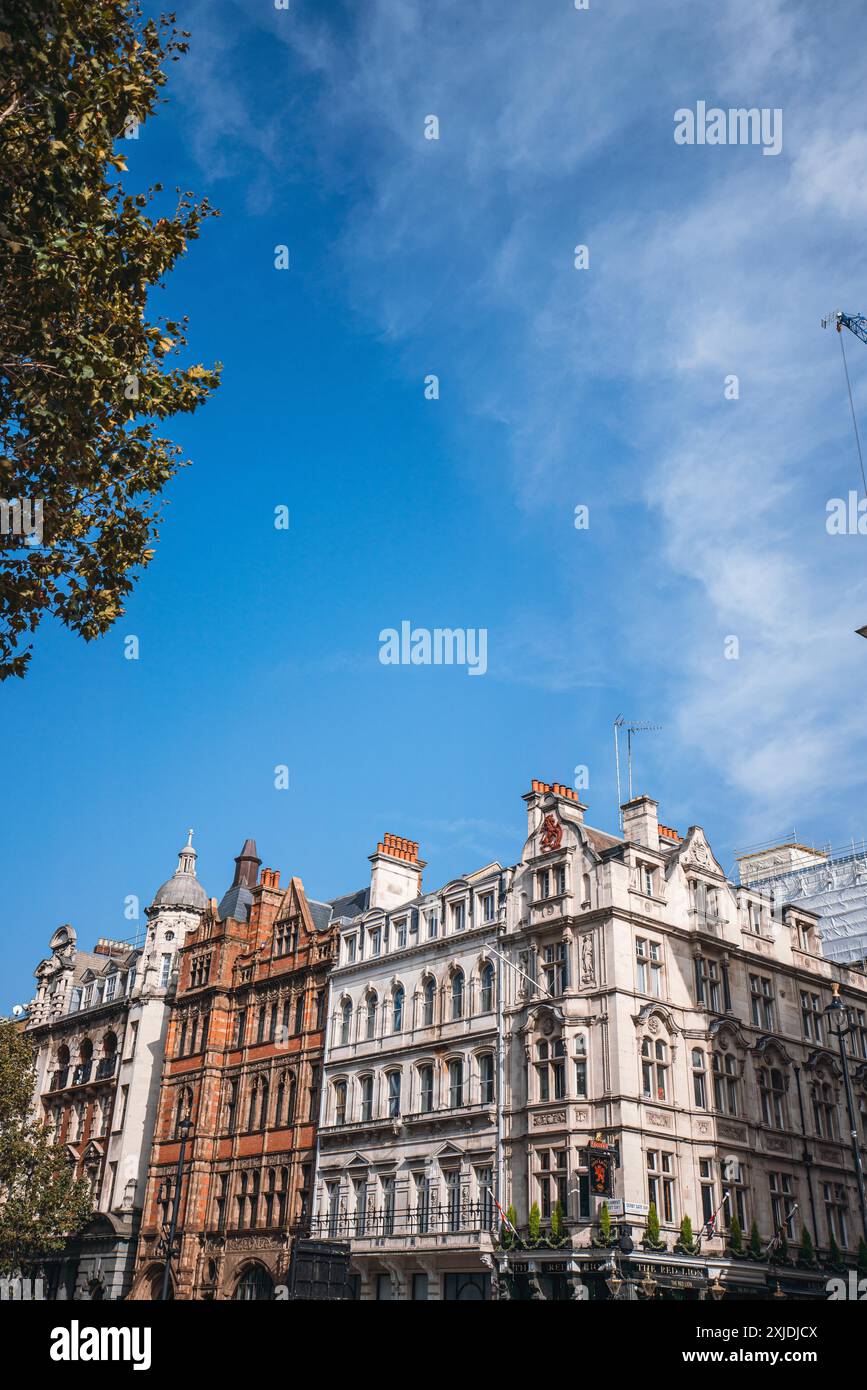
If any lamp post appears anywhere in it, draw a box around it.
[823,987,867,1243]
[160,1116,193,1301]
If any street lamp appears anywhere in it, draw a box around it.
[823,987,867,1243]
[604,1255,623,1300]
[160,1115,193,1301]
[708,1275,725,1301]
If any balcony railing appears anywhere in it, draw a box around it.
[48,1068,69,1091]
[95,1056,117,1080]
[311,1201,497,1241]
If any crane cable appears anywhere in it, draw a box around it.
[838,325,867,497]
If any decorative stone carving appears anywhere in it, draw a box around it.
[540,815,563,852]
[532,1109,568,1127]
[646,1110,671,1128]
[580,935,595,986]
[717,1121,747,1143]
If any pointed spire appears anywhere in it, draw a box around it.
[232,838,261,889]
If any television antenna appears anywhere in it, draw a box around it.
[613,716,662,826]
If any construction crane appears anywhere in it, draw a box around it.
[821,309,867,344]
[822,310,867,640]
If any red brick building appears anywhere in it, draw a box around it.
[131,840,349,1299]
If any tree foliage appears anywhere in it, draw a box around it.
[0,0,221,677]
[0,1019,92,1273]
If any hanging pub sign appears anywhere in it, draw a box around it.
[582,1149,615,1197]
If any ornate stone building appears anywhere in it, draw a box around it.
[131,841,341,1300]
[496,780,867,1299]
[312,833,503,1300]
[24,833,210,1298]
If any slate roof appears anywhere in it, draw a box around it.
[217,882,254,923]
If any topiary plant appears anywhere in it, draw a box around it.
[827,1232,842,1269]
[857,1236,867,1275]
[499,1203,519,1249]
[676,1215,697,1254]
[550,1200,564,1245]
[591,1195,614,1251]
[728,1214,743,1254]
[528,1200,541,1243]
[643,1201,663,1249]
[798,1226,815,1267]
[748,1220,762,1260]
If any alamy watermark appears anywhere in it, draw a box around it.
[0,496,43,546]
[674,102,782,156]
[379,621,488,676]
[826,491,867,534]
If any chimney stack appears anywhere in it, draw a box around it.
[369,834,425,909]
[523,778,587,838]
[621,795,659,851]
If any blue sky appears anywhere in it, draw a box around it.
[5,0,867,1010]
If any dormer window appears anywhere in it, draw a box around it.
[642,865,655,897]
[104,972,117,1003]
[537,870,550,901]
[344,935,357,965]
[451,902,466,933]
[481,892,495,924]
[369,928,381,958]
[427,911,439,940]
[394,920,407,950]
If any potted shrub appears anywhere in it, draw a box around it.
[498,1203,520,1251]
[727,1214,744,1257]
[641,1201,666,1251]
[797,1226,816,1269]
[593,1200,613,1248]
[548,1200,566,1248]
[675,1215,698,1256]
[747,1220,762,1261]
[528,1200,541,1246]
[826,1232,843,1271]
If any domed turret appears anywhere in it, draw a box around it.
[150,830,209,911]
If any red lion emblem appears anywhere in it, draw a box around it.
[540,814,563,852]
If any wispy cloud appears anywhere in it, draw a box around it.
[177,0,867,835]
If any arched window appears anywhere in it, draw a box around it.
[535,1038,566,1101]
[259,1077,269,1129]
[360,1074,374,1123]
[712,1050,740,1115]
[392,986,404,1033]
[759,1066,787,1129]
[233,1264,274,1301]
[641,1037,668,1101]
[286,1072,297,1125]
[422,978,436,1028]
[451,969,465,1020]
[418,1063,434,1113]
[340,998,352,1046]
[479,1052,495,1104]
[448,1058,464,1107]
[480,963,495,1013]
[692,1049,707,1108]
[812,1078,838,1139]
[275,1074,285,1126]
[333,1079,347,1125]
[387,1069,402,1118]
[174,1086,193,1136]
[365,991,378,1040]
